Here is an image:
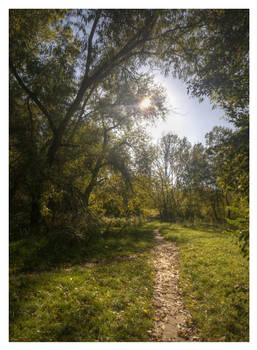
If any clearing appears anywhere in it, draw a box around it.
[9,222,249,342]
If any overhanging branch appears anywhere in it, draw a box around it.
[85,10,102,78]
[10,59,56,134]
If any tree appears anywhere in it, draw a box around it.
[205,126,249,255]
[162,9,249,253]
[160,9,249,128]
[153,133,191,221]
[10,9,249,244]
[10,9,170,234]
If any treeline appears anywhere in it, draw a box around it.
[153,131,228,223]
[151,126,249,256]
[9,9,248,255]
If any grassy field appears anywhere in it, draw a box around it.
[9,221,249,342]
[150,221,249,342]
[9,225,155,342]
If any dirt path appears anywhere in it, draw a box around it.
[150,228,199,342]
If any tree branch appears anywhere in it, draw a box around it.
[48,13,159,164]
[66,85,96,144]
[85,10,102,78]
[9,59,56,134]
[27,98,35,144]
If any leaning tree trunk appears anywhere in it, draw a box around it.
[84,161,102,208]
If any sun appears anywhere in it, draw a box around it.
[140,97,151,109]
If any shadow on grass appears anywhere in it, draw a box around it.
[10,223,155,341]
[10,248,154,342]
[9,271,107,342]
[9,272,50,331]
[156,222,226,245]
[10,225,154,274]
[182,222,225,234]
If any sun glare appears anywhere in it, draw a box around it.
[140,97,151,109]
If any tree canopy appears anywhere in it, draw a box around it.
[9,9,249,255]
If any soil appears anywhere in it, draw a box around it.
[150,228,200,342]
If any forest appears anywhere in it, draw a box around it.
[9,9,249,342]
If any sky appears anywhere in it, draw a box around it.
[147,72,233,145]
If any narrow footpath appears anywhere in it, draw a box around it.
[150,229,200,342]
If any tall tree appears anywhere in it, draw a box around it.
[205,126,249,255]
[10,9,249,241]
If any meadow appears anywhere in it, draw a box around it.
[9,222,249,342]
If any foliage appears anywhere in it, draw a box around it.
[152,132,228,224]
[10,10,167,236]
[9,9,249,343]
[162,9,249,128]
[226,198,249,257]
[205,126,249,256]
[9,9,249,341]
[10,9,248,251]
[150,122,249,257]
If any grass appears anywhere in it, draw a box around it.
[150,221,249,342]
[9,225,155,342]
[9,225,154,275]
[10,221,249,342]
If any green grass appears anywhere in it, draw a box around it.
[9,225,155,342]
[150,221,249,342]
[10,225,154,275]
[10,221,249,342]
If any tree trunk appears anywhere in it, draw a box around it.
[212,201,219,222]
[225,192,231,219]
[30,191,41,234]
[84,162,102,207]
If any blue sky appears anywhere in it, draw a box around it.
[147,73,233,145]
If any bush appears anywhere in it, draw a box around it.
[226,197,249,257]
